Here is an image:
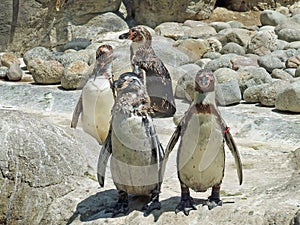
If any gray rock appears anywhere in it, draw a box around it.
[28,58,64,84]
[215,79,241,106]
[63,38,91,51]
[247,30,278,56]
[7,63,22,81]
[285,41,300,49]
[272,69,294,80]
[209,22,231,32]
[204,54,236,72]
[183,24,217,39]
[237,66,273,95]
[260,10,288,26]
[275,80,300,112]
[0,66,8,79]
[125,0,217,27]
[274,20,300,35]
[220,42,245,55]
[276,39,289,50]
[0,110,99,225]
[259,80,290,107]
[61,61,91,90]
[290,2,300,16]
[295,66,300,77]
[291,14,300,24]
[285,68,297,77]
[286,55,300,68]
[218,28,251,47]
[272,49,297,63]
[23,47,54,66]
[227,20,244,28]
[55,50,92,68]
[155,22,185,40]
[231,55,259,70]
[243,84,269,103]
[202,51,222,59]
[278,28,300,42]
[69,12,128,40]
[214,68,239,83]
[257,55,285,73]
[0,52,20,67]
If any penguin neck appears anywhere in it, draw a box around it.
[193,91,216,106]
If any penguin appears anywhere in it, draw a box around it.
[71,44,115,144]
[163,68,243,215]
[97,72,165,216]
[119,26,176,118]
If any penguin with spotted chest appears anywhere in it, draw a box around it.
[97,72,165,216]
[164,69,243,215]
[119,26,176,118]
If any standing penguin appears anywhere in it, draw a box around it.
[119,26,176,118]
[97,72,164,216]
[71,44,115,144]
[164,69,243,215]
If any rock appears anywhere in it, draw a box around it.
[23,47,54,66]
[272,69,294,80]
[278,28,300,42]
[0,52,20,67]
[218,28,252,47]
[220,42,245,55]
[125,0,217,27]
[61,61,91,90]
[183,24,217,39]
[204,54,235,72]
[291,14,300,24]
[55,50,92,68]
[63,38,91,51]
[209,22,231,32]
[216,79,241,106]
[274,20,300,35]
[69,12,128,41]
[260,10,288,26]
[237,66,273,95]
[271,49,297,63]
[247,30,278,56]
[290,2,300,16]
[154,22,185,40]
[259,80,290,107]
[285,41,300,49]
[243,84,269,103]
[257,54,285,73]
[286,55,300,68]
[231,55,259,70]
[227,20,244,28]
[28,58,64,84]
[295,66,300,77]
[0,110,100,225]
[202,51,222,60]
[214,67,239,83]
[275,80,300,112]
[290,148,300,171]
[7,63,22,81]
[0,66,8,79]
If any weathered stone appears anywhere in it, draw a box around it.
[63,38,91,51]
[216,79,241,106]
[278,28,300,42]
[286,55,300,68]
[272,69,294,80]
[214,68,239,83]
[7,63,22,81]
[274,21,300,35]
[285,41,300,50]
[23,47,55,66]
[202,51,222,60]
[204,54,235,72]
[0,66,8,79]
[0,52,20,67]
[243,84,269,103]
[220,42,245,55]
[271,49,297,63]
[227,20,244,28]
[28,58,64,84]
[55,50,92,68]
[209,22,231,32]
[257,55,285,73]
[247,30,277,56]
[231,55,259,70]
[155,22,185,40]
[237,66,273,95]
[125,0,217,28]
[295,66,300,77]
[260,10,288,26]
[61,61,91,90]
[183,25,217,39]
[218,28,252,47]
[259,80,290,107]
[275,80,300,112]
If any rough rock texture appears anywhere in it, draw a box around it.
[0,109,100,225]
[125,0,217,28]
[275,80,300,112]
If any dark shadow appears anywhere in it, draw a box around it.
[271,108,300,115]
[66,189,236,224]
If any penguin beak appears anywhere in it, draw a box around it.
[119,32,130,39]
[119,29,137,40]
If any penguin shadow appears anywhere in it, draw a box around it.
[66,189,210,223]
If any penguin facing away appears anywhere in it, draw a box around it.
[71,44,115,144]
[119,26,176,118]
[97,72,165,216]
[164,68,243,216]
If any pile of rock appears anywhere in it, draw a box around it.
[1,6,300,113]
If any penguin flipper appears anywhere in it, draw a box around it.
[97,128,112,187]
[71,94,83,128]
[224,131,243,185]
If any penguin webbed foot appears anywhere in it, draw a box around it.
[175,193,197,216]
[142,190,161,216]
[106,191,129,217]
[204,196,223,210]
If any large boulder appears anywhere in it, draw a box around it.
[0,110,100,225]
[125,0,217,28]
[275,80,300,112]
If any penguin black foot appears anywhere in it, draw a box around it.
[204,196,223,210]
[142,200,161,216]
[175,193,197,216]
[106,191,129,217]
